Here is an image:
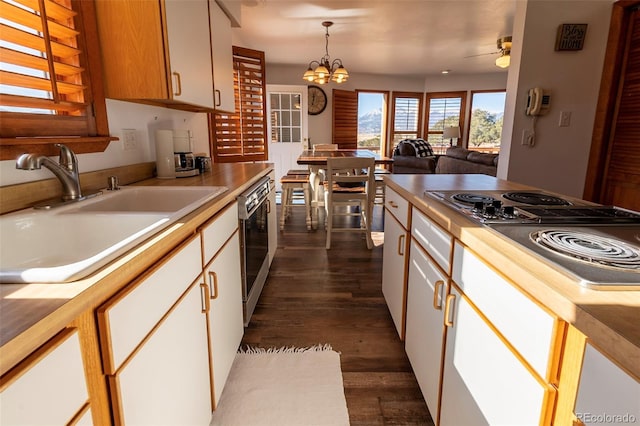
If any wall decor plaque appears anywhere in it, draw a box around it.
[555,24,588,51]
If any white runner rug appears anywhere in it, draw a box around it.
[210,344,350,426]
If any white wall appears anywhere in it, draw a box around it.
[499,0,613,198]
[0,100,208,186]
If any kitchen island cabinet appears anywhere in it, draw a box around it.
[0,163,273,424]
[381,173,640,425]
[95,0,215,111]
[381,186,410,339]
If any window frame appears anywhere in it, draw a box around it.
[0,0,113,160]
[423,91,467,154]
[390,91,423,151]
[466,89,506,153]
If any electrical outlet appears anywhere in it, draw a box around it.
[559,111,571,127]
[122,129,137,151]
[521,129,535,146]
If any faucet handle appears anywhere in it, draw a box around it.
[54,143,78,172]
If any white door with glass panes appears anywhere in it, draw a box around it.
[267,85,308,191]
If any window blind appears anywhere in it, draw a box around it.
[332,88,357,149]
[0,0,89,118]
[427,97,462,131]
[211,46,267,162]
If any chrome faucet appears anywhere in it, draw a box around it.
[16,143,83,201]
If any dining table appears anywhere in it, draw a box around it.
[296,149,393,229]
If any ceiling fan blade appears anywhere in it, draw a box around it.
[464,51,500,58]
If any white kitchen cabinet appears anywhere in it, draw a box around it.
[98,236,211,425]
[0,328,90,425]
[575,343,640,425]
[439,286,551,425]
[202,233,244,408]
[209,0,236,112]
[452,242,556,380]
[95,0,215,111]
[405,239,447,423]
[382,186,410,339]
[267,171,278,264]
[382,210,409,339]
[200,203,244,409]
[114,279,211,425]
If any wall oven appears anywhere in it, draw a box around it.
[237,176,271,326]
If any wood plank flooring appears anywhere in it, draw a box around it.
[241,202,434,425]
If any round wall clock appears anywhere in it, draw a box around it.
[308,85,327,115]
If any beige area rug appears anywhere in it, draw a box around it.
[210,344,350,426]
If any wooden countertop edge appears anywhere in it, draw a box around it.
[0,165,272,376]
[384,176,640,379]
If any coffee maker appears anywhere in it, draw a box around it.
[173,129,199,177]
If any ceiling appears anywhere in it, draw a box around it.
[230,0,517,77]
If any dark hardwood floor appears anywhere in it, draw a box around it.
[241,202,434,425]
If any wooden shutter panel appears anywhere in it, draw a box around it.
[600,8,640,210]
[332,89,357,149]
[0,0,94,131]
[210,46,267,163]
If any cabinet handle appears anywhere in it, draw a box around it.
[397,234,405,256]
[444,293,456,327]
[266,199,271,214]
[172,72,182,96]
[208,271,219,299]
[433,280,444,310]
[215,89,221,107]
[200,282,210,313]
[387,200,398,209]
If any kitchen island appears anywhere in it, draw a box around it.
[0,162,273,424]
[382,173,639,425]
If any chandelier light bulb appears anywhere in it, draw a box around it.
[302,21,350,85]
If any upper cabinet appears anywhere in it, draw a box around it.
[210,0,236,113]
[95,0,215,111]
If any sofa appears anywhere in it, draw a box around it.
[392,140,498,176]
[391,139,437,174]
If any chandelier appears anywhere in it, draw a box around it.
[302,21,349,84]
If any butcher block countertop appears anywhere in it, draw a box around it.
[384,174,640,379]
[0,163,272,376]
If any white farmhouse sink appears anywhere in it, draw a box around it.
[0,186,228,283]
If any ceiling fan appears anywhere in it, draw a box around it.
[465,36,513,68]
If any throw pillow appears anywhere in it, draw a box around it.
[403,139,434,157]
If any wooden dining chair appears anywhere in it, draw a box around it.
[313,144,338,151]
[323,157,375,249]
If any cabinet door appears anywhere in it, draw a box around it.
[575,343,640,424]
[405,240,447,422]
[165,0,214,108]
[209,0,235,112]
[440,287,549,425]
[204,232,244,408]
[382,213,409,339]
[0,329,89,425]
[114,281,211,425]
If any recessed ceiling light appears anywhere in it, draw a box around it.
[441,70,450,74]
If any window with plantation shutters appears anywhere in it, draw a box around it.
[0,0,111,159]
[332,88,357,149]
[424,92,466,154]
[210,46,267,162]
[390,92,423,146]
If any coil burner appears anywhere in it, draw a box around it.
[502,192,571,206]
[530,229,640,271]
[452,193,496,205]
